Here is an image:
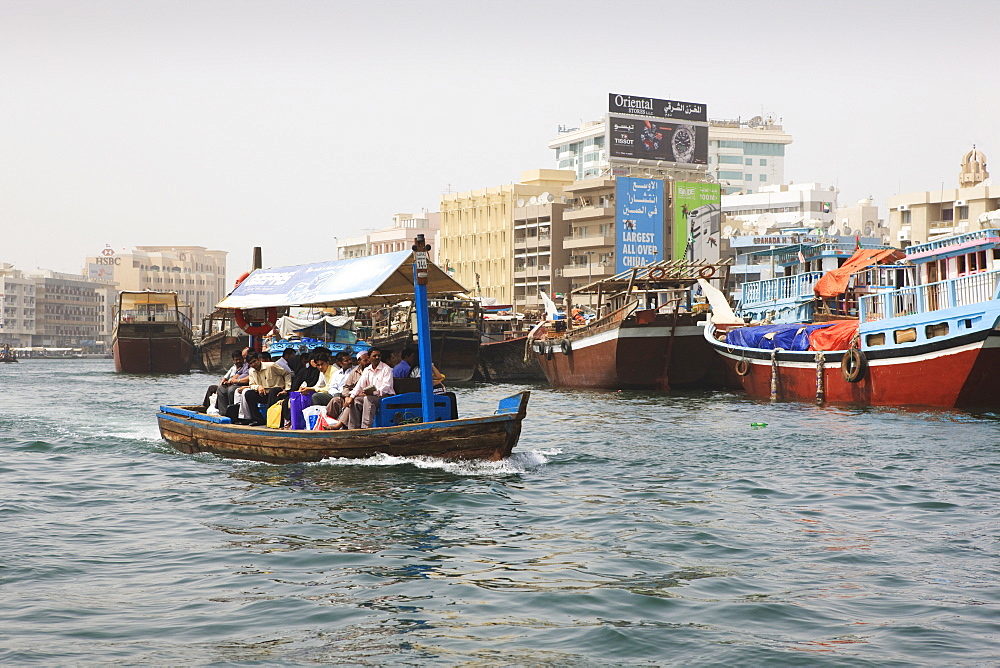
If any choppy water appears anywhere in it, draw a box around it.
[2,359,999,665]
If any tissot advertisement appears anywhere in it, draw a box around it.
[615,177,664,273]
[607,115,709,166]
[673,181,722,262]
[608,93,707,122]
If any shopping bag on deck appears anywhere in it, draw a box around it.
[302,405,325,431]
[266,402,283,429]
[289,391,310,430]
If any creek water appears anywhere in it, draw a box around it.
[2,359,998,665]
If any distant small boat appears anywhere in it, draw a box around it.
[113,291,194,374]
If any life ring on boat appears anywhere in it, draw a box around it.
[234,307,278,336]
[698,266,716,279]
[735,358,750,376]
[234,271,251,288]
[647,267,667,280]
[840,348,867,383]
[561,339,572,355]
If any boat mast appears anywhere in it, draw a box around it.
[412,235,435,422]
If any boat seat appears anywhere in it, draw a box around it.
[374,392,457,427]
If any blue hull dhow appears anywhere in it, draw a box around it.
[158,391,529,464]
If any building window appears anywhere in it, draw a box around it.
[718,171,743,180]
[745,174,754,181]
[759,174,767,181]
[719,140,744,149]
[957,205,969,220]
[901,211,911,225]
[743,142,785,156]
[745,158,752,166]
[760,159,767,166]
[718,155,743,164]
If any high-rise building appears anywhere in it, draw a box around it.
[549,115,792,194]
[0,264,37,347]
[888,147,1000,246]
[29,270,101,349]
[82,245,227,326]
[336,212,441,262]
[439,170,576,305]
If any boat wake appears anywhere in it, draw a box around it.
[312,448,561,475]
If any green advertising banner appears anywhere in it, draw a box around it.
[673,182,722,261]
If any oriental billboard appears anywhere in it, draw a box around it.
[607,92,709,168]
[609,93,707,122]
[673,181,722,262]
[615,177,664,273]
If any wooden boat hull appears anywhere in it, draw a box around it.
[157,392,530,464]
[707,319,1000,409]
[113,323,194,374]
[535,309,736,391]
[199,333,244,373]
[476,335,545,382]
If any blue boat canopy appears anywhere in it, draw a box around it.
[217,250,468,309]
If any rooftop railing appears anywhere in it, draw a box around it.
[739,271,824,307]
[906,228,1000,257]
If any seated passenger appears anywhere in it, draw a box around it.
[203,349,244,410]
[241,350,292,426]
[210,347,251,415]
[411,360,447,394]
[324,350,370,430]
[343,347,394,429]
[392,347,418,378]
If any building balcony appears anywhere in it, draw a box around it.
[559,262,615,279]
[514,234,552,250]
[513,265,552,279]
[563,234,614,250]
[564,206,614,221]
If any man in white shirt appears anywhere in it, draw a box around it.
[345,347,394,428]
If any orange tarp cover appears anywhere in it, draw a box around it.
[808,320,858,351]
[813,248,906,298]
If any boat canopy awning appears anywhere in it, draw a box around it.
[275,315,354,339]
[119,291,179,307]
[217,251,468,309]
[813,248,907,298]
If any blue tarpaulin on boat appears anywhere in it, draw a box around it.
[216,251,468,309]
[725,323,837,351]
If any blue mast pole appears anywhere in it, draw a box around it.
[412,235,435,423]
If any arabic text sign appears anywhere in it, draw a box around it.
[616,177,664,273]
[608,93,707,122]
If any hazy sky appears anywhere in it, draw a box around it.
[2,0,997,280]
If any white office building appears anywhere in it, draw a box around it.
[549,115,792,194]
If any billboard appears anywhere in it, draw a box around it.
[615,177,664,273]
[609,93,707,122]
[88,263,115,281]
[673,182,722,262]
[607,115,709,166]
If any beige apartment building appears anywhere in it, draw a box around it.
[439,169,575,305]
[888,148,1000,246]
[83,245,228,326]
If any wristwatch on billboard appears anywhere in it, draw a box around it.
[671,125,695,163]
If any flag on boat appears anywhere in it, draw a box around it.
[797,250,806,264]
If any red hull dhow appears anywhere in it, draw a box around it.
[112,291,194,374]
[533,260,736,391]
[705,229,1000,409]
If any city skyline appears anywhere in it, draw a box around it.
[1,0,997,281]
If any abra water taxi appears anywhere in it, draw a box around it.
[157,238,530,463]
